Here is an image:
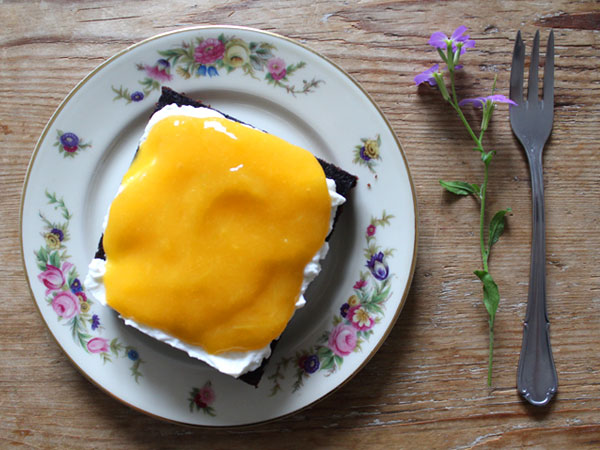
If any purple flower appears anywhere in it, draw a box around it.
[303,354,320,373]
[59,132,79,148]
[130,91,144,102]
[458,94,517,108]
[70,278,82,294]
[50,227,64,241]
[366,251,389,281]
[359,146,371,161]
[91,314,100,330]
[157,59,170,70]
[414,64,439,86]
[340,303,350,318]
[207,66,219,77]
[429,26,475,55]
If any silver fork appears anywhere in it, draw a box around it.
[510,30,558,406]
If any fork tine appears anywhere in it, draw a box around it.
[510,31,525,105]
[543,30,554,107]
[527,30,540,103]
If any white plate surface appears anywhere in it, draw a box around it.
[21,26,417,426]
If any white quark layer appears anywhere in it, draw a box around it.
[84,104,346,377]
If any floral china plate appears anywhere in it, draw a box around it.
[21,26,417,426]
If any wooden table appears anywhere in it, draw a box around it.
[2,0,599,447]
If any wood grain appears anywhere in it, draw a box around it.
[1,0,599,448]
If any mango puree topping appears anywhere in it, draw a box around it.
[103,115,331,354]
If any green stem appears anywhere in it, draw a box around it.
[488,319,494,386]
[480,162,489,271]
[449,71,483,151]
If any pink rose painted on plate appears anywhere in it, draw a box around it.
[51,291,80,319]
[38,262,72,295]
[87,337,109,354]
[328,324,357,357]
[194,38,225,64]
[197,384,216,406]
[267,57,287,81]
[189,381,217,416]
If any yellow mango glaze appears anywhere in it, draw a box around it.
[103,115,332,354]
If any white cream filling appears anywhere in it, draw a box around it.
[84,104,345,377]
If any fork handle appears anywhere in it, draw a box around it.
[517,150,558,406]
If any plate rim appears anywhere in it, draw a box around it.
[19,24,419,427]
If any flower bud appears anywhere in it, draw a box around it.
[432,72,450,101]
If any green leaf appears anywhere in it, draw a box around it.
[320,355,334,371]
[488,208,511,250]
[474,270,500,322]
[49,251,61,269]
[317,346,333,359]
[364,303,384,315]
[439,180,477,196]
[36,246,49,265]
[481,150,495,166]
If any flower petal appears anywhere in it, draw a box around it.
[486,94,518,106]
[453,37,475,55]
[451,26,468,40]
[458,97,486,108]
[428,32,448,49]
[414,64,439,86]
[459,94,518,108]
[463,38,476,48]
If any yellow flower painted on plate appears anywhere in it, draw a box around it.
[224,39,250,68]
[363,139,380,159]
[44,232,61,250]
[347,295,359,307]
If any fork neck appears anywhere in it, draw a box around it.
[525,144,544,166]
[527,147,545,218]
[523,142,544,159]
